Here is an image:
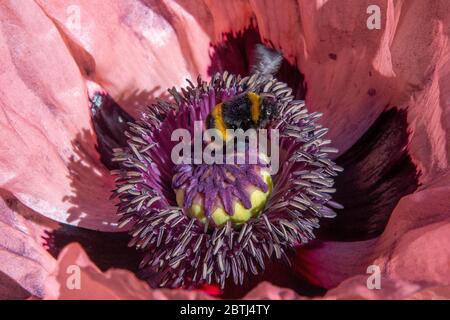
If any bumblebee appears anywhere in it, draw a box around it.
[206,92,276,140]
[206,44,282,140]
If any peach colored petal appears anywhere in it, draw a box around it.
[44,240,450,300]
[35,0,214,118]
[408,285,450,300]
[251,0,450,169]
[0,190,58,299]
[241,277,450,300]
[323,275,422,300]
[242,282,303,300]
[295,239,377,289]
[322,275,450,300]
[294,171,450,297]
[34,0,259,118]
[46,242,212,300]
[47,243,306,300]
[251,0,393,155]
[0,1,119,231]
[373,172,450,286]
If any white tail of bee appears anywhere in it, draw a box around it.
[250,44,283,76]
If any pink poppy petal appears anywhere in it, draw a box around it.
[0,1,119,231]
[250,0,393,154]
[374,173,450,286]
[295,172,450,295]
[322,274,450,300]
[408,285,450,300]
[46,242,212,300]
[0,190,58,299]
[36,0,214,118]
[295,239,377,289]
[242,282,303,300]
[323,275,423,300]
[248,0,450,166]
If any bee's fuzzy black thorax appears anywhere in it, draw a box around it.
[222,92,256,130]
[206,91,277,136]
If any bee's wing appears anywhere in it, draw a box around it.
[250,44,283,76]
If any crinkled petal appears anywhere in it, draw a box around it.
[0,1,120,231]
[0,190,58,299]
[45,243,212,300]
[36,0,213,118]
[295,240,377,289]
[0,0,449,299]
[294,172,450,294]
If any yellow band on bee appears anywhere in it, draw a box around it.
[211,103,227,139]
[247,92,261,124]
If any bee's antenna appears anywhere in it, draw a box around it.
[250,44,283,76]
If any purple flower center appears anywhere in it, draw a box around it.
[172,159,272,226]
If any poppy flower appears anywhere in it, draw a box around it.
[1,0,450,300]
[110,53,343,289]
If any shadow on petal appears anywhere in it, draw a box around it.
[0,271,30,300]
[0,190,58,299]
[318,108,421,241]
[61,85,169,229]
[45,225,142,274]
[60,129,119,231]
[47,243,211,300]
[208,26,305,99]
